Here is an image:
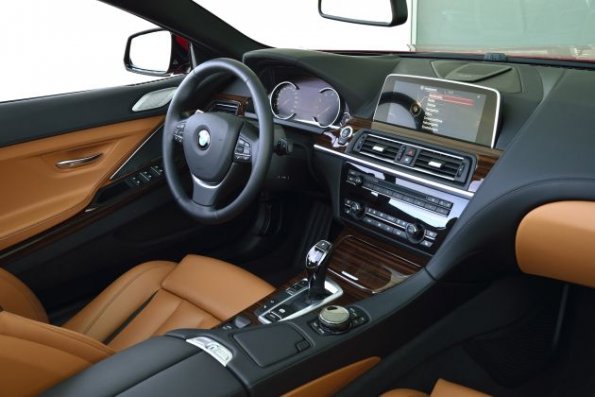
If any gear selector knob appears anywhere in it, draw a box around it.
[306,240,333,301]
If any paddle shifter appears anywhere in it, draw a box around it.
[305,240,333,301]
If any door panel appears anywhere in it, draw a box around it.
[0,116,163,251]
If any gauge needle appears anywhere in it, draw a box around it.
[319,105,332,115]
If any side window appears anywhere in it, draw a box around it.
[0,0,163,103]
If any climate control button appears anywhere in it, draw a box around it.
[406,223,425,243]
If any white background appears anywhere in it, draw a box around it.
[0,0,158,102]
[0,0,412,103]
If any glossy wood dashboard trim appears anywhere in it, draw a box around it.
[223,228,428,327]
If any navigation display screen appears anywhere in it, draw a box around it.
[374,75,500,147]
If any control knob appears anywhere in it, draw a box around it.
[318,305,351,333]
[406,223,425,243]
[348,201,364,217]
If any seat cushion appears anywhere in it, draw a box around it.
[0,311,113,397]
[63,260,176,342]
[382,379,491,397]
[0,267,48,323]
[65,255,274,350]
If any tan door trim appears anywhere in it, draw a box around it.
[0,116,164,251]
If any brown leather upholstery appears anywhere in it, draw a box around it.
[0,255,274,395]
[66,254,274,350]
[0,311,113,397]
[108,255,275,350]
[382,379,491,397]
[516,201,595,287]
[63,260,177,342]
[1,255,273,352]
[0,267,48,323]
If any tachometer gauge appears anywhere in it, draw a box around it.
[314,87,342,127]
[270,81,298,120]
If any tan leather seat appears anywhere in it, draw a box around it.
[0,254,274,350]
[382,379,491,397]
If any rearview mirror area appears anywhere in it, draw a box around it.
[318,0,407,27]
[124,29,191,77]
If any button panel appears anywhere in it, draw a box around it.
[125,162,165,189]
[350,169,453,217]
[341,163,470,254]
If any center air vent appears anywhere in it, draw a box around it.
[358,135,402,161]
[207,100,240,115]
[352,132,473,185]
[413,149,466,180]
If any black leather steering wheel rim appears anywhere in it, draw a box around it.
[162,58,273,224]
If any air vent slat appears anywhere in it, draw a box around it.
[207,101,240,115]
[358,135,402,161]
[353,133,471,184]
[413,149,465,180]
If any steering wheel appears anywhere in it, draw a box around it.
[162,58,273,224]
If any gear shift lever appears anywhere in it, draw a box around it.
[305,240,333,301]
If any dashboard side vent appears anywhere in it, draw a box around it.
[356,134,402,162]
[352,132,473,185]
[413,149,466,180]
[207,100,240,115]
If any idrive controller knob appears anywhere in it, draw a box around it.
[318,305,351,333]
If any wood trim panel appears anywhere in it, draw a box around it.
[328,233,423,294]
[226,227,426,325]
[0,116,164,251]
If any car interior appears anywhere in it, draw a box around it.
[2,0,595,396]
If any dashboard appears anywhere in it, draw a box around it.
[211,48,595,283]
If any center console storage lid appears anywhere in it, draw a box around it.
[42,336,246,397]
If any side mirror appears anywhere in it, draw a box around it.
[318,0,407,27]
[124,29,191,77]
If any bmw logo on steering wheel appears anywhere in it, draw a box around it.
[197,129,211,150]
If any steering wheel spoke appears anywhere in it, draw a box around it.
[191,175,220,206]
[234,122,259,164]
[172,119,189,144]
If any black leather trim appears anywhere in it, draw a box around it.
[0,76,183,148]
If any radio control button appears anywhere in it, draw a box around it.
[421,240,434,248]
[424,203,438,211]
[436,207,450,216]
[425,230,438,239]
[406,223,425,243]
[392,228,406,238]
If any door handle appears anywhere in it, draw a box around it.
[56,153,102,169]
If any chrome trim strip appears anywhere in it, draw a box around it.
[314,144,474,199]
[109,125,162,180]
[192,174,222,189]
[373,73,501,149]
[132,87,177,112]
[258,278,343,324]
[186,337,233,367]
[56,153,102,169]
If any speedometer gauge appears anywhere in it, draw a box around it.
[270,81,298,120]
[314,87,342,128]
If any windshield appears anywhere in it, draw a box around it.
[195,0,595,62]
